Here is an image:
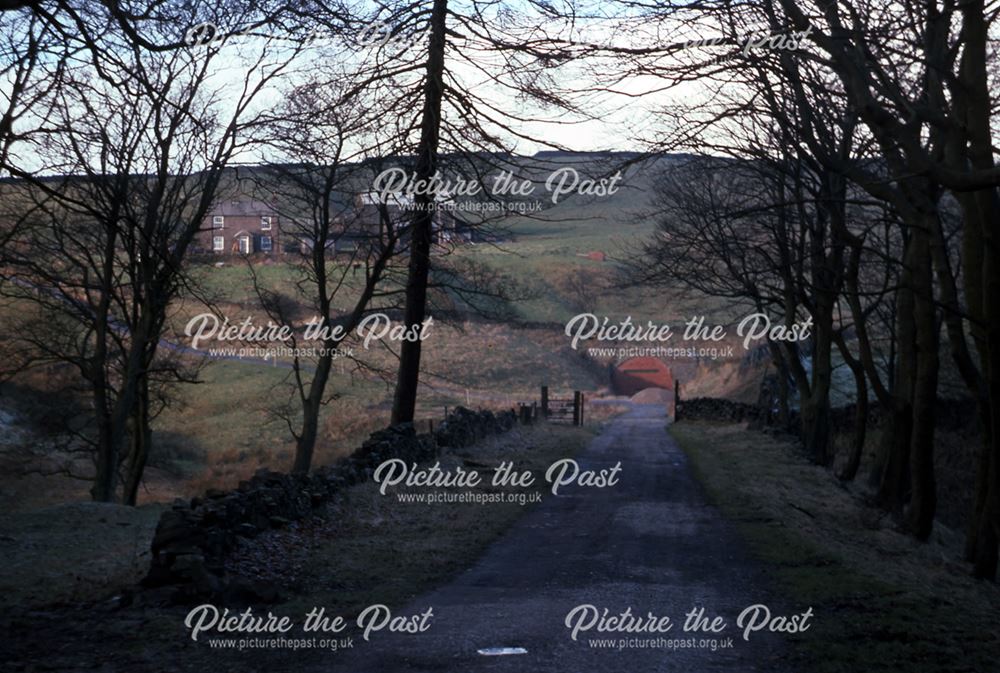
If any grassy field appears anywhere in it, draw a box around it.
[0,313,613,509]
[671,420,1000,673]
[150,320,606,499]
[181,154,730,326]
[165,162,729,493]
[0,154,746,511]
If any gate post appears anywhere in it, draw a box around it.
[519,403,533,425]
[674,379,680,421]
[573,391,581,426]
[540,385,549,419]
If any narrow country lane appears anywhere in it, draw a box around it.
[322,403,790,672]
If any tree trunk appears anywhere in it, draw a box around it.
[951,0,1000,579]
[876,401,912,509]
[105,313,153,499]
[390,0,448,425]
[873,236,916,509]
[973,240,1000,576]
[907,218,939,539]
[800,393,831,465]
[836,336,867,482]
[765,341,792,429]
[293,351,334,474]
[972,197,1000,577]
[91,412,117,503]
[122,376,151,506]
[804,298,834,466]
[90,237,118,502]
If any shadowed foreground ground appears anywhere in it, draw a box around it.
[2,405,796,672]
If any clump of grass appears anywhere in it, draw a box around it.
[1,501,164,610]
[671,421,1000,673]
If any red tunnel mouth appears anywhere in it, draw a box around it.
[612,357,674,397]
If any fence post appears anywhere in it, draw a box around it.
[429,419,434,433]
[573,391,581,426]
[674,379,680,421]
[540,385,549,419]
[580,393,585,425]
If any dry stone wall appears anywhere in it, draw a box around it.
[142,407,517,602]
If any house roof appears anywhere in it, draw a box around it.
[210,199,279,217]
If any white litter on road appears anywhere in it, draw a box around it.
[477,647,528,656]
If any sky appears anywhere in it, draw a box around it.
[180,8,737,159]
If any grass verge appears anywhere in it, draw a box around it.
[1,501,164,611]
[671,420,1000,673]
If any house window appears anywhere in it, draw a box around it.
[260,235,272,252]
[212,236,225,251]
[260,216,272,230]
[212,215,224,228]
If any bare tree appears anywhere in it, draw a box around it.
[240,70,410,473]
[607,0,999,571]
[0,2,314,502]
[318,0,608,424]
[760,0,999,571]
